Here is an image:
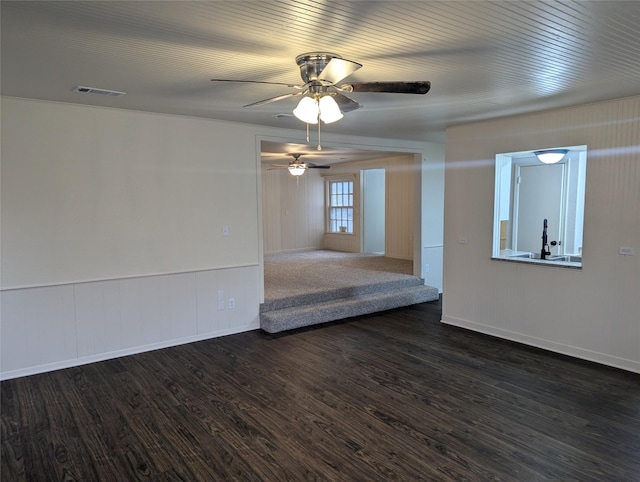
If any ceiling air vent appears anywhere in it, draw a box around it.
[73,86,126,97]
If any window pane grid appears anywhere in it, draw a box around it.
[328,180,354,233]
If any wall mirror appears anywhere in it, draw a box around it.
[492,145,587,268]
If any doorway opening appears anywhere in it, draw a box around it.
[361,168,386,254]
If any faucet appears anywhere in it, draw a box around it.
[541,218,551,260]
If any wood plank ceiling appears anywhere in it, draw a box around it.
[2,1,639,146]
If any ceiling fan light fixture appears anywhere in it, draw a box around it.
[293,96,319,124]
[288,165,306,176]
[534,149,568,164]
[319,95,343,123]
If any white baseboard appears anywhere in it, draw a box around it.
[1,324,258,381]
[440,315,640,374]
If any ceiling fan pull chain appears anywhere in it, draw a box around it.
[317,119,322,150]
[306,122,310,143]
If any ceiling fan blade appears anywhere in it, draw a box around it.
[333,93,362,113]
[345,81,431,95]
[211,79,300,88]
[318,57,362,84]
[307,163,331,169]
[268,164,290,169]
[244,92,301,108]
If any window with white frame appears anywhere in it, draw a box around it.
[327,179,354,233]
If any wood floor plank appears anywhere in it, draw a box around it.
[336,320,639,465]
[2,298,639,481]
[230,337,485,479]
[273,329,553,480]
[337,315,639,480]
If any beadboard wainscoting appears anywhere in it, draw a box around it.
[422,245,444,293]
[1,266,259,380]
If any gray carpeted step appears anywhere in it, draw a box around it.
[260,284,439,334]
[260,277,424,313]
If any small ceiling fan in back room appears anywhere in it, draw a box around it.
[211,52,431,149]
[268,153,330,178]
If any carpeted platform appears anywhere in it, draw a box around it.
[261,250,439,333]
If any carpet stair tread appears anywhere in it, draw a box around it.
[260,277,424,313]
[260,284,439,334]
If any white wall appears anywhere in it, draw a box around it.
[1,98,260,288]
[443,95,640,373]
[420,144,446,292]
[262,165,324,254]
[362,168,385,254]
[1,97,442,378]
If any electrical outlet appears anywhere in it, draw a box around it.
[228,298,235,309]
[458,237,468,244]
[222,225,229,237]
[619,246,635,256]
[425,263,430,273]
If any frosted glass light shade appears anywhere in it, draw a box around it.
[534,149,568,164]
[293,97,319,124]
[319,95,343,123]
[288,165,306,176]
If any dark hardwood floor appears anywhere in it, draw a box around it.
[2,299,639,481]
